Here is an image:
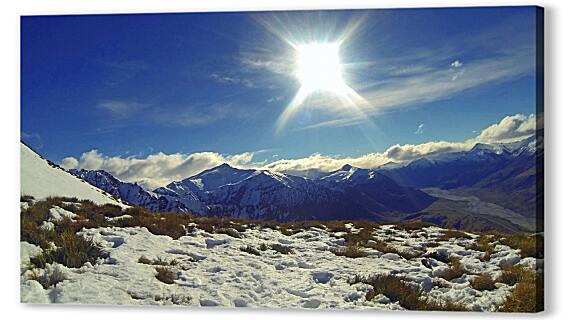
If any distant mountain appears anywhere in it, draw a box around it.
[380,136,538,190]
[20,142,126,207]
[72,162,436,222]
[62,134,541,231]
[379,135,542,230]
[69,169,190,212]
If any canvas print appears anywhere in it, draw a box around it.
[20,6,544,312]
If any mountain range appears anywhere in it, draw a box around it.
[68,134,542,231]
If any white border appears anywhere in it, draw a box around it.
[2,1,568,319]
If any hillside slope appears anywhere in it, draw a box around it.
[20,143,126,207]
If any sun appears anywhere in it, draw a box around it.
[295,42,346,93]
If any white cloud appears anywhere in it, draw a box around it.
[61,113,539,188]
[475,113,538,143]
[61,149,255,190]
[415,123,425,135]
[98,101,149,119]
[209,73,256,88]
[60,157,78,170]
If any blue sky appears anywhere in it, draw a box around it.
[21,6,540,186]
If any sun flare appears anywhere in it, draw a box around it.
[295,42,346,93]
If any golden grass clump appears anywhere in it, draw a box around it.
[498,267,543,312]
[350,274,466,311]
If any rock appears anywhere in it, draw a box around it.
[382,253,401,260]
[312,271,334,284]
[205,238,228,249]
[302,298,321,308]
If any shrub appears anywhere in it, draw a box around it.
[259,243,268,251]
[155,267,177,284]
[240,245,261,256]
[331,245,367,258]
[471,274,496,291]
[271,243,295,255]
[350,274,466,311]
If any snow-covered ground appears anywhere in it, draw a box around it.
[20,143,127,207]
[20,215,535,310]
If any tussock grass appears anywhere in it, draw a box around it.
[470,274,496,291]
[215,227,241,238]
[29,267,66,289]
[240,245,261,256]
[270,243,295,255]
[343,226,375,246]
[138,256,178,266]
[499,233,544,259]
[323,220,349,233]
[350,274,466,311]
[155,267,177,284]
[394,220,433,232]
[439,257,465,281]
[498,267,543,312]
[331,245,367,258]
[497,265,524,286]
[365,239,423,260]
[425,241,441,248]
[465,235,496,261]
[29,231,107,269]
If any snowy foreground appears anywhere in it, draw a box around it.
[20,208,537,310]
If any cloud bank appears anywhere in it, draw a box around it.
[61,113,539,190]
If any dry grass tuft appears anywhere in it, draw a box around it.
[155,266,177,284]
[215,227,242,238]
[324,220,349,233]
[470,274,496,291]
[499,233,544,259]
[138,256,178,266]
[394,220,433,232]
[465,235,496,261]
[498,267,543,312]
[497,265,524,286]
[439,257,465,281]
[365,239,423,260]
[270,243,295,255]
[29,267,67,289]
[350,274,466,311]
[331,245,367,258]
[240,245,261,256]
